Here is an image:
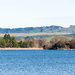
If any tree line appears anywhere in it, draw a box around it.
[43,36,75,50]
[0,34,45,48]
[0,34,35,48]
[0,34,75,50]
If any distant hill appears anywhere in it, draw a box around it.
[70,25,75,27]
[0,25,75,33]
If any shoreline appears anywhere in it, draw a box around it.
[0,48,43,50]
[0,48,74,50]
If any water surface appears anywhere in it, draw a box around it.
[0,50,75,75]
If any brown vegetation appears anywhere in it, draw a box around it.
[0,33,71,37]
[0,34,75,50]
[43,36,75,50]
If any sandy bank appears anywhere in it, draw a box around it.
[0,48,43,50]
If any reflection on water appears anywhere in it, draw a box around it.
[0,50,75,75]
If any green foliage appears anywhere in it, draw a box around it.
[28,41,34,47]
[18,40,34,48]
[1,34,16,48]
[12,40,17,47]
[55,41,65,48]
[3,34,11,40]
[11,36,16,40]
[65,41,71,46]
[19,41,23,48]
[2,39,6,48]
[50,41,65,49]
[22,42,27,48]
[0,39,6,48]
[0,33,75,50]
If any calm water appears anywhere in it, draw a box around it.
[0,50,75,75]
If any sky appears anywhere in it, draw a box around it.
[0,0,75,28]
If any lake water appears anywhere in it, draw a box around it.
[0,50,75,75]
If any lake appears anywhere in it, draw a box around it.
[0,50,75,75]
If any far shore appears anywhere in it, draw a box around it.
[0,48,43,50]
[0,48,75,50]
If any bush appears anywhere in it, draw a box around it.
[50,41,65,49]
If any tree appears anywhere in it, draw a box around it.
[11,36,16,40]
[37,39,43,47]
[29,41,34,47]
[1,39,6,48]
[70,36,75,49]
[3,34,11,40]
[19,41,23,48]
[3,34,11,44]
[7,34,11,40]
[3,34,7,40]
[12,40,17,47]
[0,39,6,48]
[23,42,27,48]
[51,41,65,49]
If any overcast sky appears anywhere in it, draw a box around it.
[0,0,75,28]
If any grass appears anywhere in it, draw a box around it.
[45,36,54,42]
[45,36,72,42]
[0,33,73,40]
[0,33,72,37]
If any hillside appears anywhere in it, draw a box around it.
[0,25,75,33]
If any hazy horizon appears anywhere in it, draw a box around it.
[0,0,75,28]
[0,25,74,29]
